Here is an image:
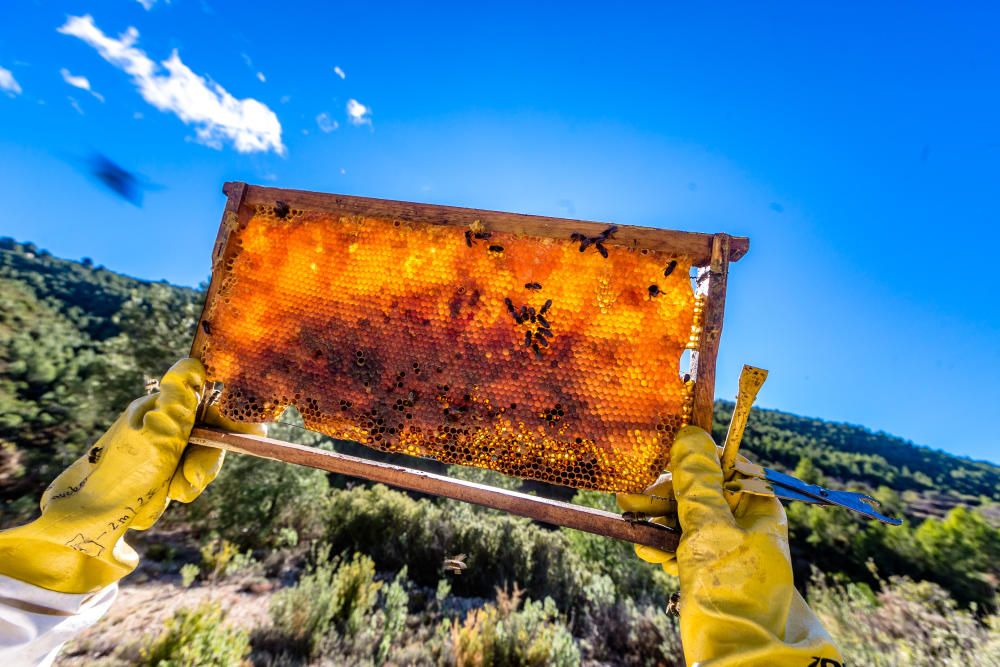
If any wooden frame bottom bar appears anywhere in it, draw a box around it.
[189,426,679,552]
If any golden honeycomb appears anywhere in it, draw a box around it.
[197,201,700,493]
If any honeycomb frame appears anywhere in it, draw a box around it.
[192,183,748,494]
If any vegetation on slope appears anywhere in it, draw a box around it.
[2,238,997,665]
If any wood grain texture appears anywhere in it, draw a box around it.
[189,426,680,552]
[691,234,731,431]
[191,183,248,360]
[224,181,749,265]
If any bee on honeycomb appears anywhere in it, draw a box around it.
[198,202,700,493]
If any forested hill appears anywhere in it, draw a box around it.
[2,236,997,514]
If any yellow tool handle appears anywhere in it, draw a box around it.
[720,365,768,476]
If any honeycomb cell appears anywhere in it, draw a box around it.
[197,202,701,493]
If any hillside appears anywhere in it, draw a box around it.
[3,236,995,508]
[2,237,998,665]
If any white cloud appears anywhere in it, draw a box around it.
[68,96,84,114]
[346,98,371,126]
[60,68,104,102]
[0,66,22,96]
[136,0,157,10]
[333,66,345,80]
[316,112,338,133]
[58,15,284,154]
[256,71,266,83]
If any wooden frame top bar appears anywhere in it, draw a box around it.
[226,182,749,266]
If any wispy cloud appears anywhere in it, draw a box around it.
[333,66,346,80]
[68,96,84,114]
[0,66,22,96]
[60,67,104,102]
[136,0,157,10]
[316,112,338,133]
[256,71,266,83]
[58,15,284,154]
[346,98,371,126]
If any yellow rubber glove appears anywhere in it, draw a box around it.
[618,425,844,667]
[0,358,264,594]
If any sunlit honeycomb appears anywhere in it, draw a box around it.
[197,202,700,493]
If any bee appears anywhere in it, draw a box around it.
[520,305,529,322]
[144,377,159,394]
[531,343,543,359]
[540,299,552,315]
[474,231,493,240]
[666,592,681,617]
[504,297,518,318]
[201,320,212,335]
[527,306,537,323]
[444,554,468,574]
[570,231,592,252]
[535,334,549,348]
[622,511,646,525]
[524,282,542,290]
[536,326,553,339]
[663,260,677,277]
[489,244,504,253]
[274,200,290,219]
[537,317,552,331]
[465,230,473,247]
[87,446,103,464]
[598,225,619,240]
[595,241,608,258]
[648,284,661,297]
[525,330,533,347]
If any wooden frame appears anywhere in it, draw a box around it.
[189,182,747,552]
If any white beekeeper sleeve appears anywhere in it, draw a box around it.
[0,574,117,667]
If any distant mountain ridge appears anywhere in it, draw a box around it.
[2,236,997,514]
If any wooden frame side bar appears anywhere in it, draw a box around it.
[189,426,680,552]
[191,183,249,359]
[690,234,731,431]
[226,181,749,265]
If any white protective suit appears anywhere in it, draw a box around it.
[0,575,116,666]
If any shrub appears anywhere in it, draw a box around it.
[566,490,675,608]
[199,537,257,583]
[268,547,342,657]
[187,412,332,550]
[377,567,410,665]
[140,601,249,667]
[179,563,199,588]
[323,483,595,610]
[440,585,580,667]
[809,568,1000,666]
[268,548,384,658]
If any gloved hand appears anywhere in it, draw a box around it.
[0,358,264,594]
[618,425,844,667]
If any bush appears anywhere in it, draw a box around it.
[440,585,580,667]
[141,601,249,667]
[323,483,596,610]
[199,537,257,583]
[268,548,384,658]
[566,490,675,608]
[179,563,199,588]
[186,414,332,550]
[377,567,410,665]
[809,568,1000,666]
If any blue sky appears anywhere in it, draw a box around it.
[1,2,997,463]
